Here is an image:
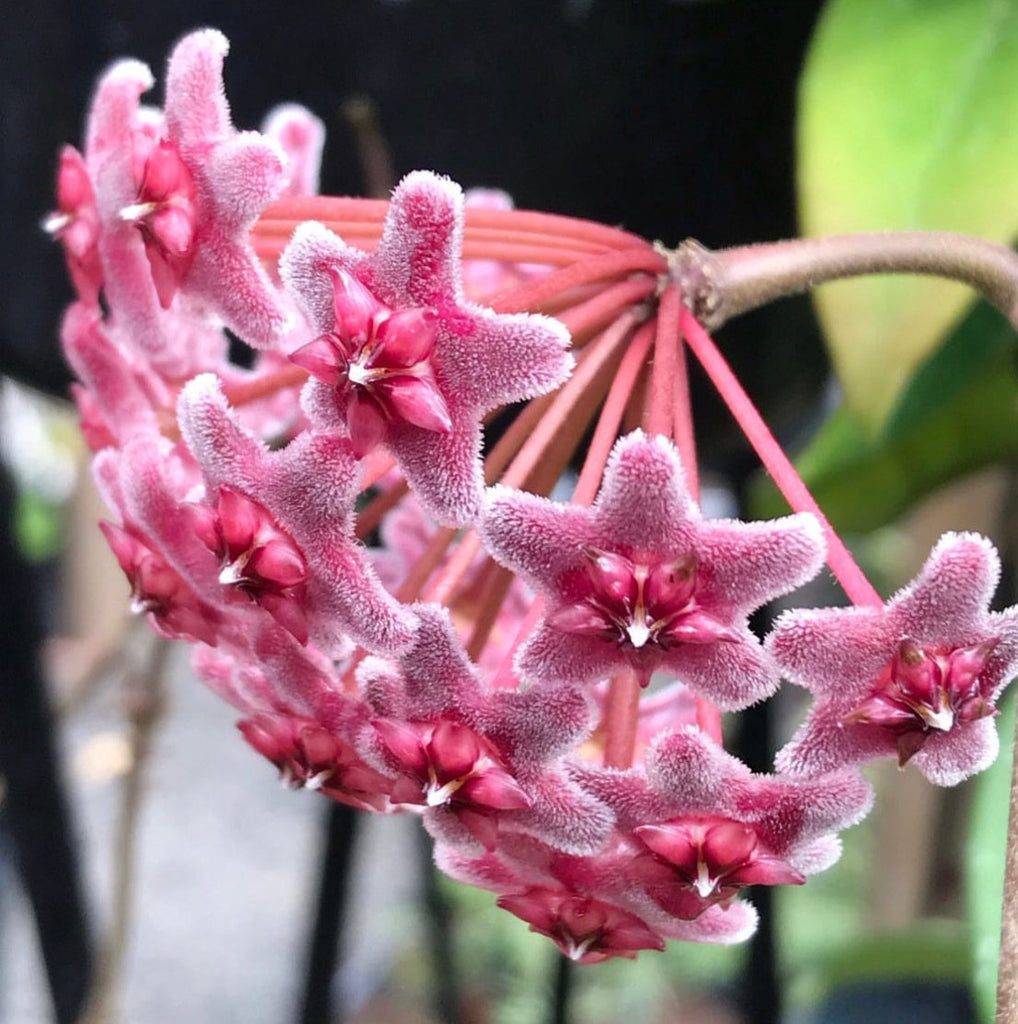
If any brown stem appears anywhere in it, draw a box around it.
[673,233,1018,331]
[341,97,395,199]
[79,636,170,1024]
[997,706,1018,1022]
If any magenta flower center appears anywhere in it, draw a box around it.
[375,719,530,811]
[120,138,198,306]
[845,637,998,764]
[289,269,450,456]
[193,487,310,643]
[99,520,215,644]
[549,548,737,654]
[635,814,803,907]
[497,888,664,963]
[239,716,392,809]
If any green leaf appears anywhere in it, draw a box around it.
[747,348,1018,532]
[966,693,1013,1024]
[799,0,1018,429]
[883,299,1015,442]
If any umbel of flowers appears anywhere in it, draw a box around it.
[51,29,1018,963]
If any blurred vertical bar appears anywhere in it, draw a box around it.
[0,462,93,1023]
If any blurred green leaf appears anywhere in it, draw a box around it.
[748,350,1018,532]
[14,489,64,563]
[799,0,1018,429]
[803,924,971,1005]
[966,693,1013,1024]
[883,299,1016,442]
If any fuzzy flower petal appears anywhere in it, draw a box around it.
[157,29,290,344]
[177,373,417,657]
[770,532,1018,785]
[482,431,825,707]
[280,172,573,525]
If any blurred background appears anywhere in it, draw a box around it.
[2,1,1016,1021]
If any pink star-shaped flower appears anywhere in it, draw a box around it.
[279,170,573,525]
[567,726,870,922]
[84,31,289,350]
[769,532,1018,785]
[139,29,290,343]
[359,605,612,854]
[177,373,418,657]
[481,431,826,707]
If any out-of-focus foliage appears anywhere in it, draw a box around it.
[748,298,1018,531]
[799,0,1018,430]
[967,694,1013,1024]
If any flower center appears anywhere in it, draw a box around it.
[289,269,451,456]
[549,548,739,656]
[844,637,999,765]
[119,138,197,306]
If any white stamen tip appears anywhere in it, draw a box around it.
[922,706,954,732]
[120,201,158,222]
[304,770,331,792]
[425,783,453,807]
[627,619,651,649]
[694,859,717,899]
[42,212,71,235]
[219,562,245,586]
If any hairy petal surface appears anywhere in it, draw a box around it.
[771,532,1018,784]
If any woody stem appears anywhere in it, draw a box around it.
[675,233,1018,332]
[998,702,1018,1022]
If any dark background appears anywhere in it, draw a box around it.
[0,0,827,454]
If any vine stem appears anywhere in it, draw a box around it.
[679,307,884,609]
[678,232,1018,331]
[79,637,170,1024]
[997,705,1018,1023]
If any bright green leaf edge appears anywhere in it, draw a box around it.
[748,303,1018,532]
[798,0,1018,430]
[966,692,1013,1024]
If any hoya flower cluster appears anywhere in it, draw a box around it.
[51,29,1018,963]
